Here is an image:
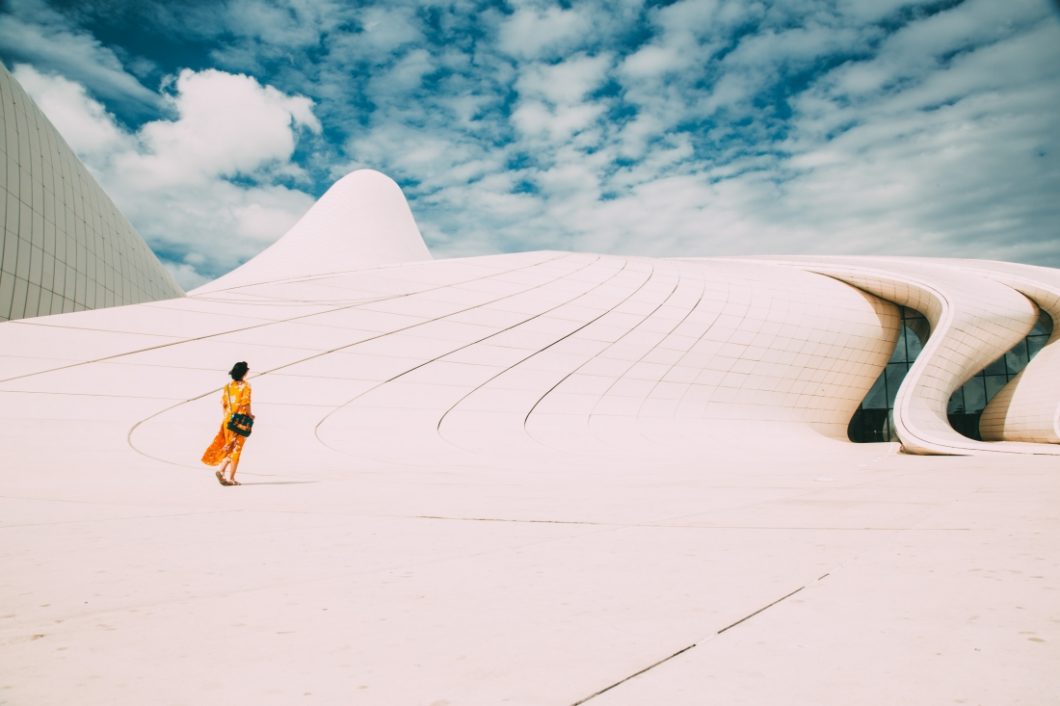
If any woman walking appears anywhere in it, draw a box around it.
[202,361,254,486]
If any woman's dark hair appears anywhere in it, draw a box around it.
[229,361,249,381]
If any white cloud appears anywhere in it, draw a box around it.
[885,0,1045,60]
[616,2,729,144]
[347,123,488,189]
[367,48,434,99]
[223,0,345,47]
[620,44,687,79]
[192,0,354,73]
[163,261,211,290]
[615,113,664,158]
[726,25,864,67]
[835,0,919,23]
[654,0,724,34]
[358,5,424,52]
[120,69,320,188]
[12,0,1057,281]
[509,54,612,148]
[825,0,1048,102]
[516,54,611,106]
[0,0,159,110]
[230,187,317,242]
[15,66,321,283]
[770,25,1060,260]
[497,5,595,59]
[537,161,600,200]
[11,64,132,158]
[511,100,606,142]
[700,23,872,114]
[326,0,1058,270]
[618,0,721,83]
[105,177,317,286]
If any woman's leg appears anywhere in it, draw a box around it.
[227,456,241,484]
[225,434,245,484]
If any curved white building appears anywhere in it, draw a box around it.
[0,63,182,322]
[748,256,1059,455]
[2,72,1058,705]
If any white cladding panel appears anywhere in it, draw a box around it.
[0,64,182,322]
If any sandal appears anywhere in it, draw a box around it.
[215,471,231,486]
[229,479,241,486]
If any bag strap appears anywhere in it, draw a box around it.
[226,381,245,409]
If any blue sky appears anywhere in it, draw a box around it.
[1,0,1058,288]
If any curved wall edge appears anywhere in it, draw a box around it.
[722,256,1058,456]
[940,260,1060,444]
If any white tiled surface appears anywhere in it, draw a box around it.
[6,251,1057,474]
[0,64,182,322]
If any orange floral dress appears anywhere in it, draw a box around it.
[201,380,253,466]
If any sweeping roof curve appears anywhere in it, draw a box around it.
[192,169,432,295]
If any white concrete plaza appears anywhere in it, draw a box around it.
[3,424,1057,705]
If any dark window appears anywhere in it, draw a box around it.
[1028,334,1047,359]
[984,356,1007,376]
[850,307,1053,443]
[862,376,888,409]
[1004,343,1029,375]
[984,375,1008,400]
[948,388,965,414]
[963,377,986,411]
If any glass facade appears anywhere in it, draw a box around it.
[848,306,1053,443]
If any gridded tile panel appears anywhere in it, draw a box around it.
[522,259,899,447]
[299,254,900,458]
[0,64,182,322]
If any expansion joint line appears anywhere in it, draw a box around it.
[522,264,682,434]
[569,580,818,705]
[3,252,572,385]
[434,260,648,441]
[715,585,805,634]
[569,644,697,706]
[313,254,611,451]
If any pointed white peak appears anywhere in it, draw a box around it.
[194,170,431,293]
